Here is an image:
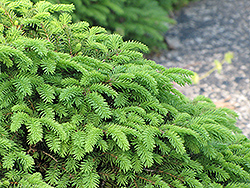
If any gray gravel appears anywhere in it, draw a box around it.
[152,0,250,138]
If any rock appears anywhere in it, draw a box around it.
[165,36,182,50]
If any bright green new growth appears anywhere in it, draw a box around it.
[0,1,250,187]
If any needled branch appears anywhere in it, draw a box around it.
[0,1,249,188]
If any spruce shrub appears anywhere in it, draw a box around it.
[29,0,198,51]
[30,0,178,51]
[0,1,250,187]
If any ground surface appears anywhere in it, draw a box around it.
[152,0,250,138]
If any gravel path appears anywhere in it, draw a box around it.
[152,0,250,138]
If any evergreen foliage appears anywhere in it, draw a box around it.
[0,0,250,187]
[30,0,195,51]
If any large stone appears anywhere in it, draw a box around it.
[165,36,182,50]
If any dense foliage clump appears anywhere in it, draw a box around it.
[30,0,196,51]
[0,1,250,187]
